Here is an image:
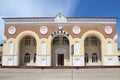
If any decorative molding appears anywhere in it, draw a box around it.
[105,26,112,34]
[3,13,117,24]
[4,21,116,25]
[54,13,67,23]
[72,26,81,34]
[37,54,50,56]
[104,54,119,56]
[40,26,48,34]
[58,25,63,30]
[3,54,17,56]
[55,48,67,54]
[8,26,16,34]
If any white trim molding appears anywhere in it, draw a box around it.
[3,13,117,25]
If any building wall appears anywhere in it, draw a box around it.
[2,16,119,67]
[4,24,116,39]
[2,28,119,67]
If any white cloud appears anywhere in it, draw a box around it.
[0,0,78,17]
[0,0,79,43]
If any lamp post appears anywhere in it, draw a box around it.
[71,44,74,80]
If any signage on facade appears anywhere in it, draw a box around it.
[51,27,69,37]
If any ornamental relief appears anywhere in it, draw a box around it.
[55,48,67,54]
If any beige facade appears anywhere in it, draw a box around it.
[1,13,120,67]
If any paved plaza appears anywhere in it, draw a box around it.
[0,68,120,80]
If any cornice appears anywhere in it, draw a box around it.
[3,13,117,24]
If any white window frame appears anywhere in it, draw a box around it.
[106,41,113,54]
[8,41,14,54]
[40,41,46,54]
[74,41,80,55]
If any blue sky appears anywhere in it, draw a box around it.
[0,0,120,47]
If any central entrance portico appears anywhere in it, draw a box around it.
[51,35,70,67]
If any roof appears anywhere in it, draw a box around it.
[2,17,118,20]
[2,13,118,24]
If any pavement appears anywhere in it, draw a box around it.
[0,68,120,80]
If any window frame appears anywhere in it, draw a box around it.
[92,53,98,63]
[84,38,89,46]
[24,37,31,46]
[24,53,30,63]
[62,37,69,45]
[91,37,97,46]
[53,37,59,45]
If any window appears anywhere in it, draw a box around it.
[85,54,88,63]
[24,37,31,46]
[118,56,120,62]
[34,54,36,63]
[84,38,88,46]
[24,53,30,63]
[106,41,112,54]
[74,41,80,54]
[41,41,46,54]
[53,37,59,45]
[63,37,69,45]
[91,37,97,46]
[92,53,98,63]
[8,41,14,54]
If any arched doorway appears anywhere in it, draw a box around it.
[84,36,101,66]
[20,36,36,66]
[51,35,69,67]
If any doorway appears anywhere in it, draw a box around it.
[51,36,69,67]
[58,54,64,66]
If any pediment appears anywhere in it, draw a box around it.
[54,13,67,23]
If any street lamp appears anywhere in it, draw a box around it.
[71,44,74,80]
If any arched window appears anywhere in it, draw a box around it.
[34,53,36,63]
[41,41,46,54]
[24,53,30,63]
[24,37,31,46]
[8,41,14,54]
[63,37,69,45]
[92,53,98,63]
[106,41,113,54]
[74,41,80,55]
[85,53,88,63]
[53,37,59,45]
[118,56,120,62]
